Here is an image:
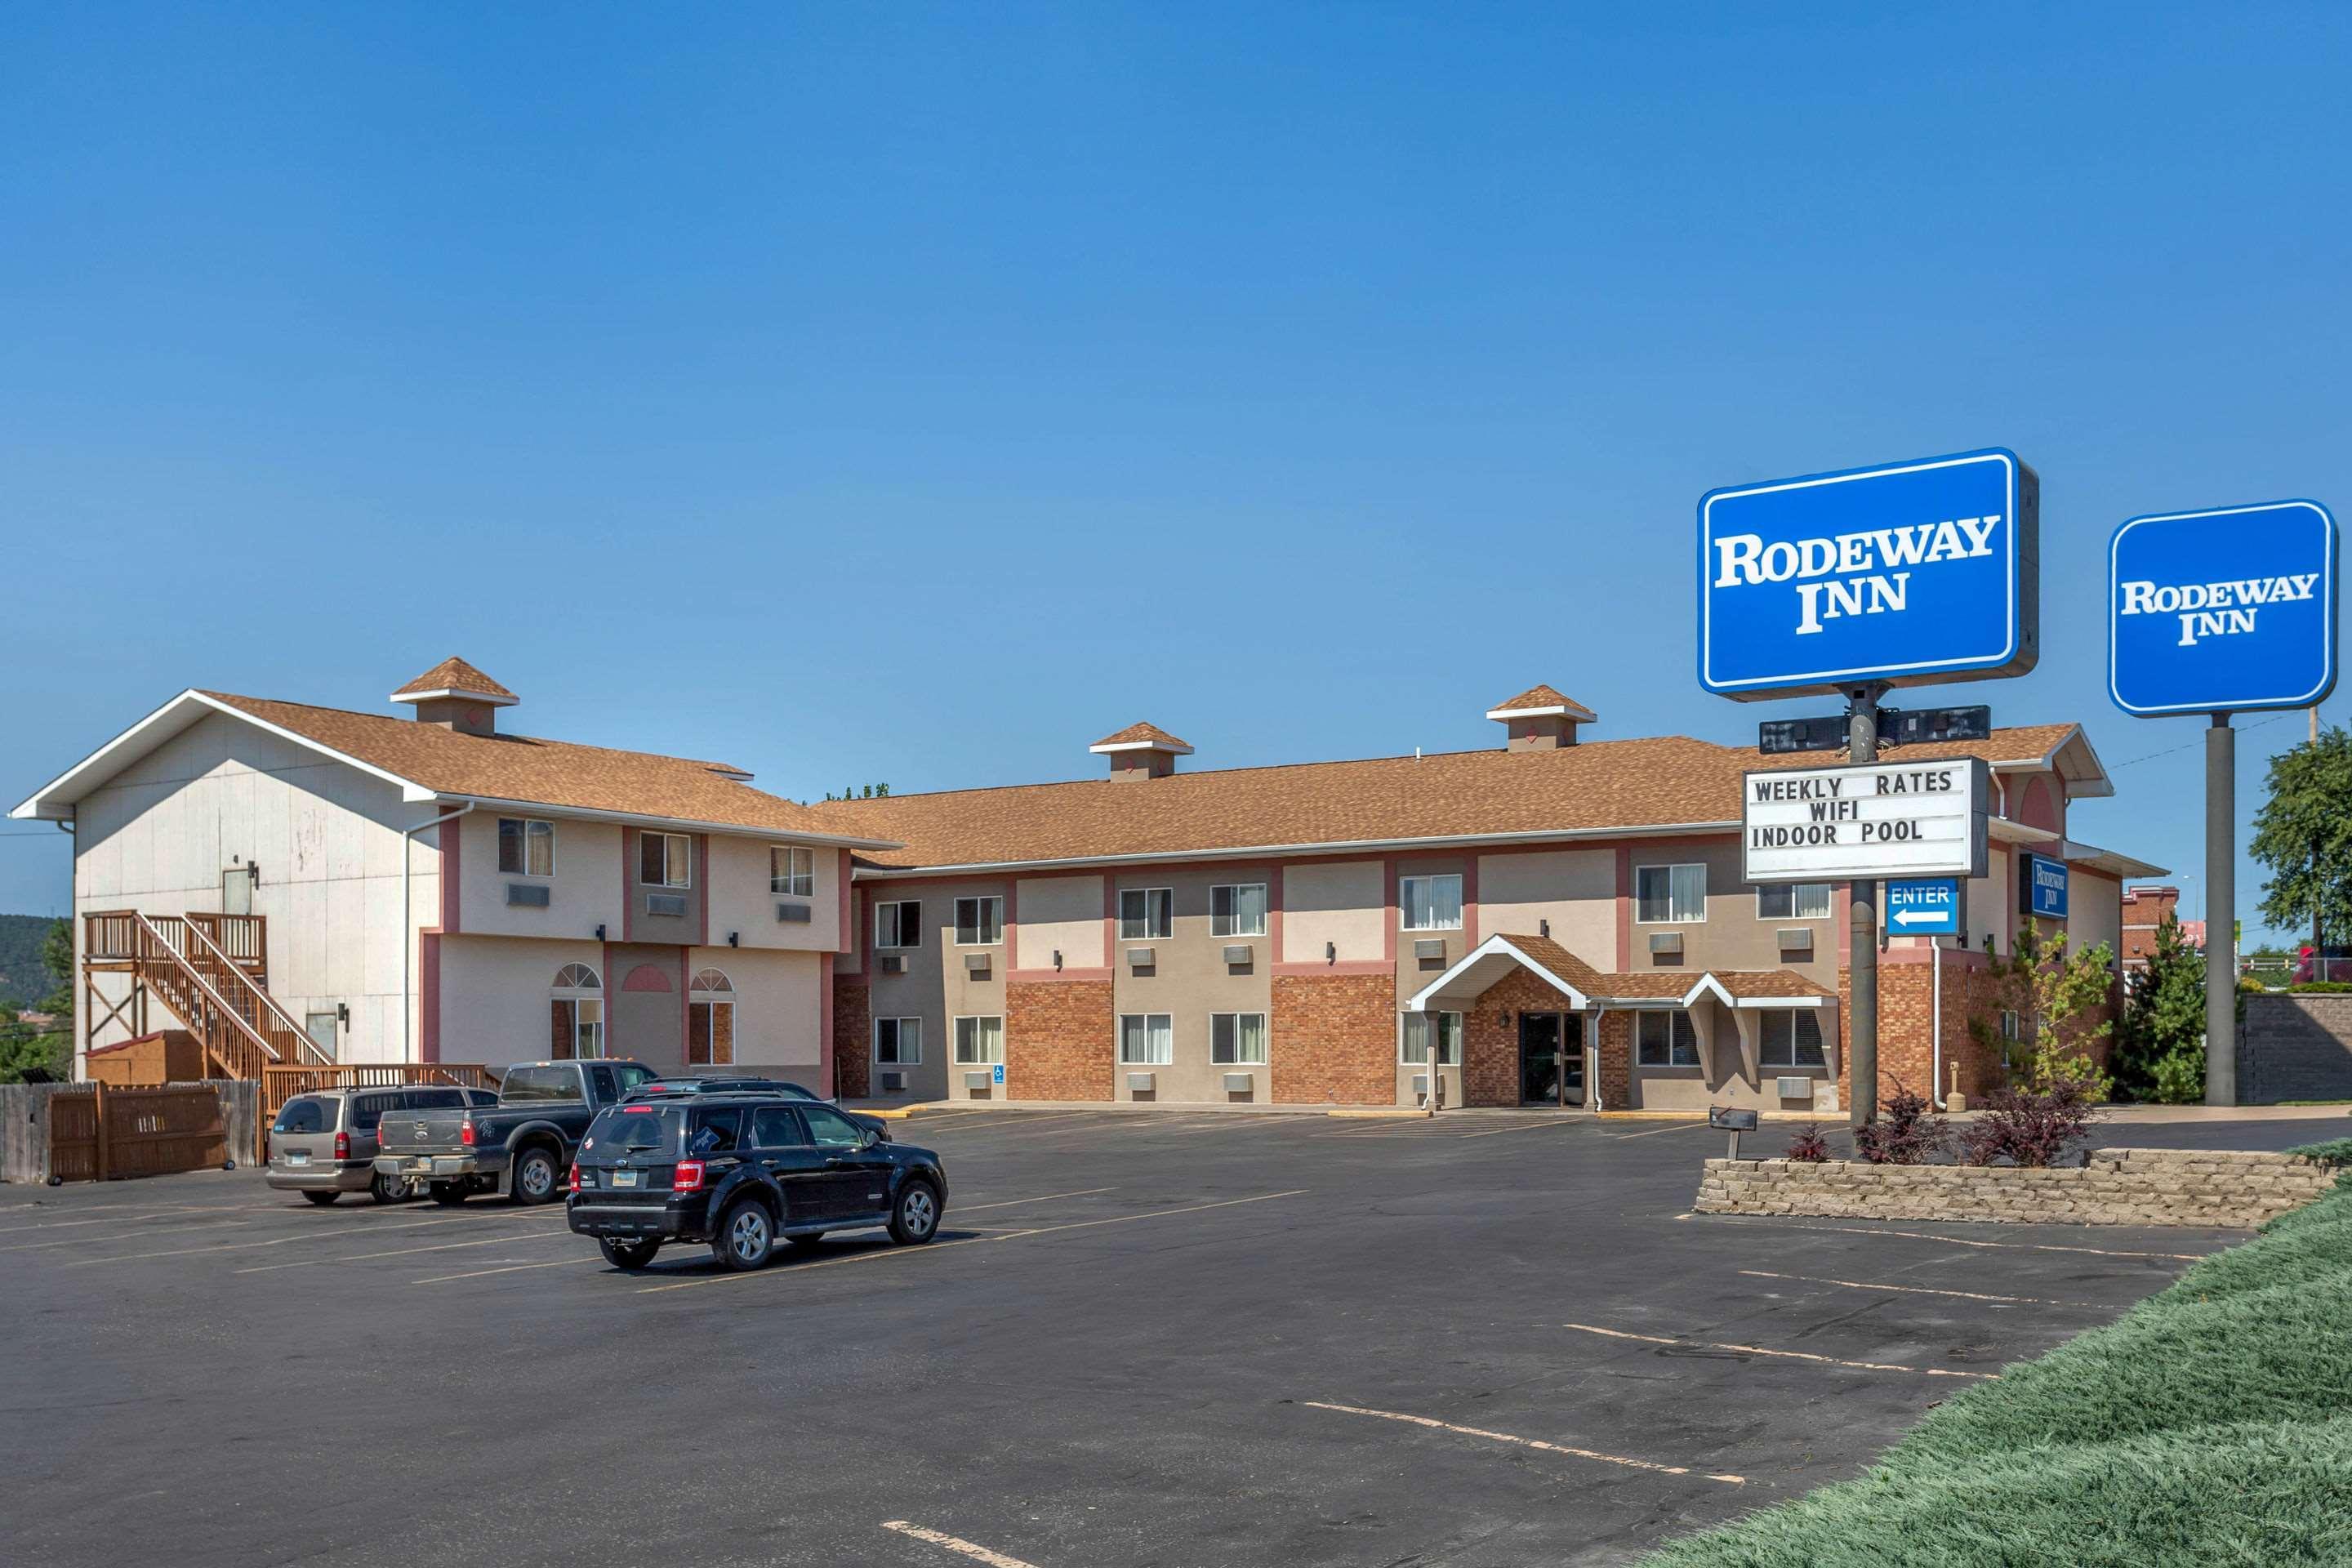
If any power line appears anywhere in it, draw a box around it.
[2108,710,2295,771]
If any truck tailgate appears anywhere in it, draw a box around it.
[375,1109,471,1158]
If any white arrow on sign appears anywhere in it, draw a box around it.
[1891,908,1950,926]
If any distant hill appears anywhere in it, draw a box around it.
[0,915,63,1011]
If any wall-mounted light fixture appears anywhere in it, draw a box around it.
[1325,941,1336,964]
[728,931,740,948]
[1053,949,1063,972]
[246,862,261,885]
[336,1002,350,1031]
[1539,919,1551,938]
[595,924,607,941]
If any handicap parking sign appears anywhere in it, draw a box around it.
[991,1063,1004,1085]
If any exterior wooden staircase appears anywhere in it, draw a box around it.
[82,910,336,1080]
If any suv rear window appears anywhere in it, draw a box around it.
[583,1105,680,1157]
[502,1067,585,1102]
[272,1096,338,1134]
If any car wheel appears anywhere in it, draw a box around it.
[889,1180,941,1245]
[428,1182,468,1206]
[510,1147,560,1205]
[300,1190,339,1207]
[368,1170,412,1205]
[713,1200,775,1271]
[599,1238,662,1271]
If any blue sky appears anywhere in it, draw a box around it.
[4,4,2347,945]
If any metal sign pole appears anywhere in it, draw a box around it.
[1847,684,1884,1127]
[2206,711,2237,1106]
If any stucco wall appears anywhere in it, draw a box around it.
[1476,849,1613,961]
[684,945,822,1070]
[1281,859,1384,964]
[1014,873,1104,971]
[434,934,606,1072]
[702,833,844,953]
[1109,864,1276,1102]
[455,810,624,942]
[70,711,434,1064]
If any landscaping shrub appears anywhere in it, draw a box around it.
[1851,1083,1944,1165]
[1783,1123,1829,1162]
[1640,1185,2352,1567]
[1955,1080,2097,1168]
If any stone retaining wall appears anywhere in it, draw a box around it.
[1693,1147,2339,1229]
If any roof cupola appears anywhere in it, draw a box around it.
[1486,684,1596,750]
[1089,722,1192,782]
[391,657,517,737]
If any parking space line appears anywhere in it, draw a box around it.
[638,1189,1311,1294]
[1302,1401,1745,1485]
[880,1519,1041,1567]
[955,1187,1116,1213]
[412,1256,607,1285]
[1778,1223,2208,1262]
[1453,1117,1588,1139]
[1738,1269,2093,1308]
[61,1209,569,1267]
[0,1204,257,1234]
[0,1218,260,1254]
[236,1224,574,1273]
[1602,1120,1711,1140]
[1559,1321,1996,1379]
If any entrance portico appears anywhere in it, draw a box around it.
[1407,933,1839,1113]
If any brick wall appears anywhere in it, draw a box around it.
[1837,954,2011,1108]
[1459,969,1579,1107]
[1006,980,1114,1102]
[1272,973,1396,1105]
[1595,1010,1632,1107]
[831,978,870,1098]
[1694,1147,2338,1228]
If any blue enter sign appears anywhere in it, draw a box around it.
[1885,878,1961,935]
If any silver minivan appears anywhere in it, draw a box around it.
[268,1085,498,1205]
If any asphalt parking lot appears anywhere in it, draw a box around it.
[6,1107,2344,1568]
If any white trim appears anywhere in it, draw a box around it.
[849,822,1740,878]
[1116,886,1174,941]
[768,844,817,898]
[1116,1012,1174,1066]
[1209,881,1270,938]
[1755,881,1833,921]
[952,1013,1005,1065]
[2107,501,2338,715]
[388,685,518,706]
[1398,871,1466,932]
[873,1015,923,1066]
[1089,737,1194,755]
[1209,1010,1269,1067]
[875,899,922,950]
[953,894,1005,947]
[1633,862,1708,924]
[639,831,692,889]
[1406,935,1595,1013]
[434,792,899,850]
[1484,702,1597,722]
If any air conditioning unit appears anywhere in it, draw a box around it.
[964,952,991,975]
[1222,1071,1254,1094]
[775,901,812,923]
[879,1071,906,1092]
[1414,938,1447,960]
[506,883,550,908]
[1127,947,1155,969]
[878,953,906,974]
[646,893,688,918]
[1126,1071,1155,1094]
[1223,944,1254,966]
[1776,927,1814,957]
[1776,1076,1815,1101]
[963,1071,995,1092]
[1649,931,1684,959]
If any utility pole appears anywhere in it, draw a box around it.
[2206,713,2237,1106]
[1847,683,1886,1128]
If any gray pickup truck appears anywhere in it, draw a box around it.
[374,1059,659,1205]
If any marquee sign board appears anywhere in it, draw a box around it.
[1743,758,1990,884]
[1699,449,2039,701]
[2108,500,2339,717]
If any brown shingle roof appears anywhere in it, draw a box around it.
[1488,684,1595,717]
[1089,722,1193,752]
[820,724,2087,871]
[201,692,884,842]
[1481,935,1826,1004]
[390,657,516,702]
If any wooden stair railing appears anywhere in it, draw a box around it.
[86,911,332,1080]
[175,917,334,1067]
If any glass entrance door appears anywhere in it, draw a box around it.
[1518,1013,1585,1107]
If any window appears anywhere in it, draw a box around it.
[1211,884,1268,938]
[639,832,690,888]
[955,896,1004,947]
[688,969,734,1067]
[1119,889,1173,941]
[550,964,604,1061]
[800,1103,865,1150]
[875,901,922,949]
[406,1087,466,1110]
[502,1066,589,1102]
[687,1106,742,1154]
[875,1017,922,1064]
[769,845,814,897]
[1400,874,1463,931]
[499,817,555,877]
[955,1015,1004,1064]
[304,1011,337,1058]
[1636,1010,1700,1067]
[1757,883,1833,920]
[1118,1013,1173,1065]
[271,1096,336,1134]
[1400,1012,1463,1065]
[1211,1012,1267,1065]
[751,1105,802,1147]
[1758,1009,1827,1068]
[1636,864,1707,924]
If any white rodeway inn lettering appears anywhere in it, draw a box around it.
[2115,572,2319,647]
[1711,515,2002,636]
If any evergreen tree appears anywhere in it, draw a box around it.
[2251,725,2352,953]
[2114,911,2206,1102]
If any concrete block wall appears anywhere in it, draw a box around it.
[1694,1147,2338,1228]
[2243,993,2352,1102]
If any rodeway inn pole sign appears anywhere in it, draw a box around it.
[2107,500,2339,716]
[1699,448,2039,700]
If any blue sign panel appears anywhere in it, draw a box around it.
[2108,500,2338,717]
[1698,448,2039,701]
[991,1063,1005,1085]
[2022,853,2068,920]
[1885,878,1962,935]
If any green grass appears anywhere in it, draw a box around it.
[1638,1186,2352,1566]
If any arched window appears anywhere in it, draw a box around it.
[550,964,604,1060]
[688,968,736,1067]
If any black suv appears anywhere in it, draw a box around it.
[631,1075,891,1140]
[567,1093,947,1272]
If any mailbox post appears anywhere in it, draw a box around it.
[1709,1104,1759,1160]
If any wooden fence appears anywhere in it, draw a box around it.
[45,1083,229,1183]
